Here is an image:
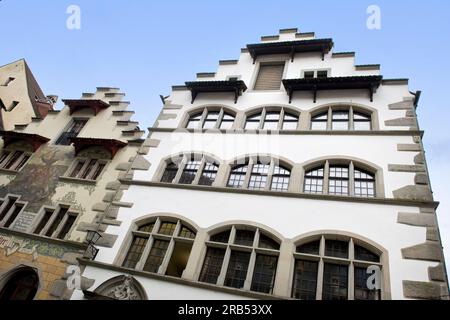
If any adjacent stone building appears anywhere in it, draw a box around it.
[71,28,449,300]
[0,81,144,299]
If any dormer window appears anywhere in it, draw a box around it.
[254,63,285,90]
[56,119,88,145]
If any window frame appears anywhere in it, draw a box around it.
[64,157,109,181]
[0,150,32,172]
[185,107,236,130]
[55,118,89,146]
[310,106,373,131]
[245,107,299,130]
[302,161,377,198]
[160,155,219,186]
[253,62,286,91]
[292,235,383,300]
[32,205,78,240]
[199,225,280,294]
[227,158,291,192]
[121,217,197,277]
[0,196,26,229]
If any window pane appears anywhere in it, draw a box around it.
[245,113,262,129]
[332,111,349,130]
[322,263,348,300]
[80,159,97,180]
[311,113,328,130]
[14,154,30,171]
[210,230,231,243]
[3,151,22,170]
[354,169,376,198]
[259,234,280,250]
[203,111,220,129]
[227,165,248,188]
[56,215,76,240]
[234,230,255,247]
[219,113,235,129]
[329,166,349,195]
[292,260,318,300]
[122,236,148,269]
[138,222,155,233]
[354,245,380,262]
[0,151,11,166]
[304,71,315,79]
[317,70,328,78]
[353,112,371,131]
[34,210,54,235]
[263,111,281,130]
[251,254,278,294]
[56,120,87,145]
[158,222,177,236]
[296,240,321,255]
[199,247,226,284]
[179,225,196,239]
[325,240,349,259]
[224,251,251,289]
[271,165,290,191]
[187,113,202,129]
[91,163,106,180]
[161,162,178,183]
[304,167,324,194]
[355,267,381,300]
[198,162,218,186]
[45,207,68,237]
[282,113,298,130]
[143,239,169,273]
[179,160,201,184]
[248,163,269,190]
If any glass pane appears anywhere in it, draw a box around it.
[259,234,280,250]
[203,111,220,129]
[322,264,349,300]
[329,166,349,196]
[304,71,315,79]
[354,267,381,300]
[187,113,202,129]
[317,70,328,78]
[292,260,318,300]
[158,222,177,236]
[282,113,298,130]
[234,230,255,247]
[325,240,349,259]
[179,160,201,184]
[245,113,262,129]
[251,254,278,294]
[227,165,248,188]
[122,236,148,269]
[296,240,321,255]
[304,167,324,194]
[354,245,380,262]
[143,240,169,273]
[311,113,328,130]
[224,251,251,289]
[161,163,178,183]
[179,225,196,239]
[199,162,218,186]
[220,113,235,129]
[138,222,155,233]
[354,169,376,198]
[199,247,226,284]
[210,230,231,243]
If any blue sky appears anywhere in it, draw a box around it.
[2,1,450,273]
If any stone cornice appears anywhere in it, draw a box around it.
[146,127,425,137]
[77,258,286,300]
[119,180,439,209]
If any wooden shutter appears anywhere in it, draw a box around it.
[254,64,285,90]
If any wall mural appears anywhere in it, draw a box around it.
[0,146,73,213]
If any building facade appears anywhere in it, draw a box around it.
[70,28,449,301]
[0,84,144,300]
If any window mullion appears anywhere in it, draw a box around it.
[53,212,69,238]
[278,108,285,130]
[349,106,354,130]
[265,159,275,191]
[173,156,188,183]
[77,159,90,179]
[86,160,100,180]
[199,108,209,129]
[327,107,332,130]
[137,236,154,271]
[192,157,206,185]
[217,225,235,287]
[243,158,254,189]
[216,108,225,129]
[259,108,266,130]
[323,161,330,194]
[349,162,355,197]
[316,236,326,300]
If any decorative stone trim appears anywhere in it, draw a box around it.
[131,155,151,171]
[96,233,118,248]
[115,162,131,171]
[197,72,216,78]
[261,35,280,41]
[385,117,417,128]
[415,173,429,185]
[388,100,413,110]
[355,64,380,71]
[414,153,425,164]
[162,103,183,110]
[397,144,422,152]
[388,164,426,173]
[219,60,238,65]
[331,52,355,58]
[397,212,436,227]
[392,185,432,201]
[105,180,121,191]
[157,113,177,121]
[403,281,447,299]
[92,202,108,212]
[429,264,446,282]
[402,241,444,262]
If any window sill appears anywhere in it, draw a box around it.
[59,176,97,185]
[0,168,19,175]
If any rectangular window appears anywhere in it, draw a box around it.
[0,197,18,222]
[322,263,349,300]
[292,260,319,300]
[45,207,69,237]
[56,214,77,240]
[227,165,248,188]
[143,240,170,273]
[56,119,88,145]
[325,240,349,259]
[161,163,178,183]
[179,160,201,184]
[224,250,251,289]
[3,203,23,228]
[303,71,315,79]
[317,70,329,78]
[354,267,381,300]
[332,111,349,130]
[198,162,218,186]
[165,241,193,278]
[0,151,31,171]
[254,63,285,90]
[251,254,278,294]
[68,159,107,181]
[34,209,54,235]
[311,113,328,130]
[158,222,177,236]
[199,247,226,284]
[122,236,148,269]
[234,230,255,247]
[248,163,270,190]
[304,168,324,194]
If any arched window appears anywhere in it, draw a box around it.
[0,267,39,300]
[186,108,235,129]
[227,158,291,192]
[303,161,376,197]
[310,106,372,131]
[292,235,382,300]
[199,225,280,294]
[245,107,299,130]
[160,154,219,186]
[122,217,196,278]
